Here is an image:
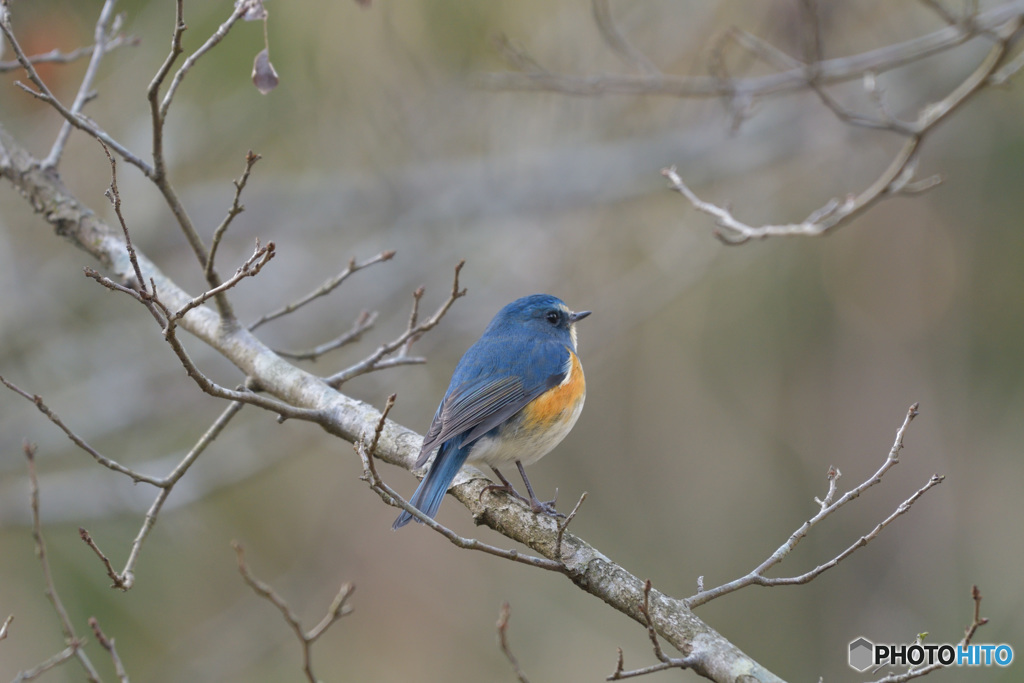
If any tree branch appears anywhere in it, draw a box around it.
[688,404,940,607]
[478,1,1024,101]
[23,443,101,682]
[249,251,395,332]
[325,261,466,387]
[232,541,354,683]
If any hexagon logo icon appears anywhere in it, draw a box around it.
[849,637,874,671]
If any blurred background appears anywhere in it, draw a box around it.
[1,1,1022,681]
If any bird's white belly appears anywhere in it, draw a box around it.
[466,391,585,468]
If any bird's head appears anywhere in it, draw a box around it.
[488,294,591,350]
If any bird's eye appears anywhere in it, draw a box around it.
[545,310,560,325]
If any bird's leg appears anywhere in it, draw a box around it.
[517,461,566,518]
[479,464,566,519]
[479,467,530,505]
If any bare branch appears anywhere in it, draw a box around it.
[159,3,247,120]
[3,378,164,485]
[555,491,588,563]
[0,614,12,641]
[113,400,242,590]
[88,617,129,683]
[207,151,262,286]
[249,250,396,331]
[171,239,276,322]
[479,2,1024,100]
[609,580,698,679]
[688,404,938,607]
[722,26,805,72]
[232,541,353,683]
[79,528,127,591]
[497,602,530,683]
[326,260,466,387]
[306,582,356,643]
[0,34,136,73]
[663,11,1023,243]
[23,443,102,682]
[146,0,186,121]
[10,643,83,683]
[963,584,989,646]
[275,310,379,361]
[0,6,151,175]
[42,0,120,169]
[865,585,990,683]
[7,369,244,591]
[591,0,660,76]
[98,141,162,328]
[143,1,250,319]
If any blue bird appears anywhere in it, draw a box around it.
[393,294,590,529]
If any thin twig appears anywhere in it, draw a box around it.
[207,151,262,286]
[145,1,248,320]
[77,167,317,422]
[963,585,989,646]
[326,260,466,387]
[814,465,841,510]
[8,372,245,591]
[99,141,157,322]
[556,491,588,563]
[665,13,1022,244]
[497,602,530,683]
[274,310,379,361]
[865,585,991,683]
[0,5,151,175]
[2,378,163,485]
[608,580,697,679]
[0,34,135,73]
[172,239,275,322]
[591,0,660,75]
[249,251,396,331]
[88,617,130,683]
[43,0,119,169]
[159,3,247,120]
[0,614,12,641]
[722,26,805,72]
[146,0,185,183]
[84,243,319,422]
[24,443,102,682]
[10,643,83,683]
[232,541,354,683]
[113,400,243,590]
[688,404,939,607]
[306,582,357,643]
[80,528,126,590]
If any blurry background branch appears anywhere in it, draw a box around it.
[480,0,1024,101]
[232,541,354,683]
[486,0,1024,243]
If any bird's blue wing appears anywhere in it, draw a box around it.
[413,337,571,468]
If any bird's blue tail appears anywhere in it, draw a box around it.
[392,440,468,529]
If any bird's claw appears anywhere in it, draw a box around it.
[480,483,565,519]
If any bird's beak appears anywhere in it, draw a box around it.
[569,310,591,323]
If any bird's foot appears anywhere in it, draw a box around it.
[479,483,565,519]
[529,488,566,519]
[479,482,529,505]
